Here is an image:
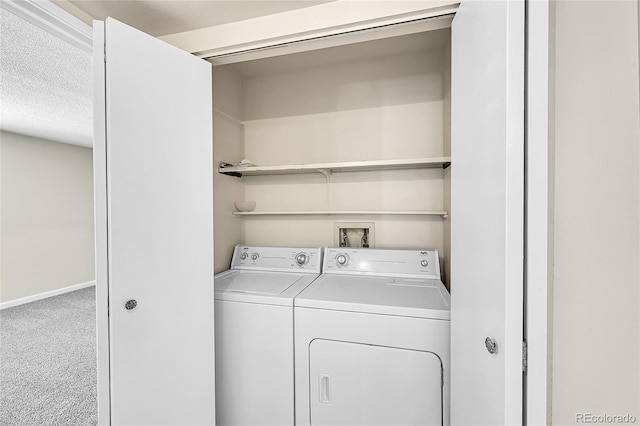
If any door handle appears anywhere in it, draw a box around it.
[125,299,138,310]
[485,337,497,354]
[319,374,331,404]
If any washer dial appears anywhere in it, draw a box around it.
[420,259,429,268]
[295,253,308,266]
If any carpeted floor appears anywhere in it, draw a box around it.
[0,286,97,425]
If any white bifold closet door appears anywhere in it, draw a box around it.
[450,0,525,425]
[93,18,214,425]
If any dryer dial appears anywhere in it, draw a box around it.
[336,254,349,266]
[239,252,248,260]
[251,253,259,261]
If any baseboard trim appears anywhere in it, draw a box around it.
[0,280,96,310]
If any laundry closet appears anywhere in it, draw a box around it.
[210,22,453,285]
[94,1,526,424]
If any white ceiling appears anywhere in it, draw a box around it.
[0,7,92,147]
[59,0,334,37]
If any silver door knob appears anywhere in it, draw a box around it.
[485,337,497,354]
[125,299,138,310]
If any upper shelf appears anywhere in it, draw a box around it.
[233,210,448,218]
[218,157,451,177]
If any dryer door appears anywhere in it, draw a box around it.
[309,339,442,426]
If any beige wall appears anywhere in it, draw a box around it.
[443,35,452,286]
[215,33,451,280]
[242,49,446,256]
[551,1,640,423]
[212,67,245,273]
[0,131,95,303]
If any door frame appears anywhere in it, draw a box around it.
[27,0,552,423]
[92,20,110,426]
[525,0,551,424]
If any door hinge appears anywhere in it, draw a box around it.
[522,340,528,374]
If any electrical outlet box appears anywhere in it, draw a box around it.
[334,222,375,248]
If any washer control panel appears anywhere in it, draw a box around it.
[231,245,322,273]
[323,248,440,279]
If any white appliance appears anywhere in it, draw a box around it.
[214,245,323,426]
[294,247,451,426]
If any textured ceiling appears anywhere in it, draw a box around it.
[62,0,333,37]
[0,1,332,149]
[0,8,92,147]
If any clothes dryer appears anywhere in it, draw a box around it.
[215,245,322,426]
[294,247,450,426]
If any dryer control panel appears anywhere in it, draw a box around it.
[323,248,440,279]
[231,245,323,273]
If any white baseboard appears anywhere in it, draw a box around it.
[0,280,96,310]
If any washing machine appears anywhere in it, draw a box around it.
[294,247,451,426]
[214,245,322,426]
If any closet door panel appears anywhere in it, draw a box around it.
[450,1,525,424]
[95,17,214,425]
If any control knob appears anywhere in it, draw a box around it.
[295,253,308,266]
[336,254,348,266]
[239,252,248,260]
[251,253,259,261]
[420,259,429,267]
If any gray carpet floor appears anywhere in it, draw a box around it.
[0,286,97,425]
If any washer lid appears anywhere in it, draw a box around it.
[295,274,450,320]
[215,270,304,295]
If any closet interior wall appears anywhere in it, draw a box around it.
[212,66,244,273]
[212,29,452,283]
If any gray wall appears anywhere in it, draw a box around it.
[1,131,95,303]
[551,0,640,423]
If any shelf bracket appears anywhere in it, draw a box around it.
[318,168,332,206]
[219,170,242,178]
[317,168,332,178]
[218,162,243,178]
